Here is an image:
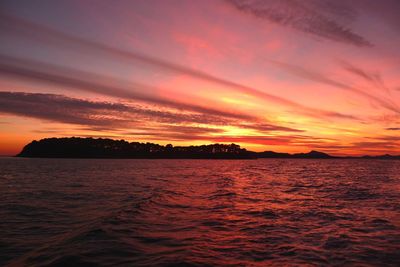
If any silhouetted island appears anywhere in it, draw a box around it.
[16,137,400,159]
[17,137,254,159]
[257,150,333,159]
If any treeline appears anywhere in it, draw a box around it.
[16,137,400,159]
[17,137,254,159]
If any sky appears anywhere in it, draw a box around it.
[0,0,400,156]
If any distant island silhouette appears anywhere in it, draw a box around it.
[17,137,400,159]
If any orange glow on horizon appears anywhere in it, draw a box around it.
[0,1,400,156]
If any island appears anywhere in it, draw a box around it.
[16,137,400,159]
[17,137,254,159]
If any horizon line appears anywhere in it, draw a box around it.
[14,136,400,158]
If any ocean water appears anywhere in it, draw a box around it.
[0,158,399,266]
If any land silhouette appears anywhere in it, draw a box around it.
[17,137,400,159]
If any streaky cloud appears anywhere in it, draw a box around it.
[0,13,358,121]
[0,91,237,128]
[269,60,400,114]
[340,61,390,93]
[225,0,371,47]
[0,91,129,128]
[0,55,253,122]
[0,91,304,142]
[236,123,304,133]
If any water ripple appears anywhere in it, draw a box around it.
[0,158,399,266]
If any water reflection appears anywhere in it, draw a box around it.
[0,158,399,266]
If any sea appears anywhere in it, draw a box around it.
[0,158,399,266]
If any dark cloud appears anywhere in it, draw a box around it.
[370,135,400,142]
[122,125,225,139]
[312,140,400,154]
[132,133,295,145]
[122,132,215,142]
[0,91,305,141]
[226,0,371,47]
[0,91,237,129]
[386,127,400,131]
[0,55,254,122]
[351,141,398,149]
[129,126,307,143]
[156,125,225,135]
[0,90,337,147]
[207,134,333,146]
[0,91,130,128]
[32,129,71,134]
[208,136,291,145]
[236,123,303,133]
[0,13,358,121]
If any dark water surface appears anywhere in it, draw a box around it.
[0,158,399,266]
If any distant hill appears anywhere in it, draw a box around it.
[16,137,400,159]
[292,150,333,158]
[257,150,333,159]
[360,154,400,160]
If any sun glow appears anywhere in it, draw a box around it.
[0,0,400,156]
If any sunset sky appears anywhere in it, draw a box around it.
[1,0,400,156]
